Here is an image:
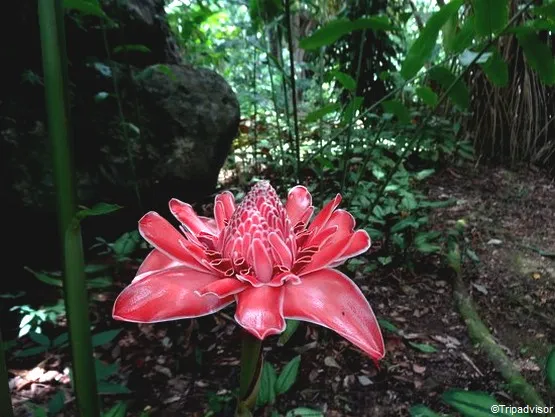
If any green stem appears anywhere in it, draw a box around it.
[38,1,100,417]
[239,332,262,400]
[0,329,14,417]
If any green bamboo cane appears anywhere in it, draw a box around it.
[38,1,100,416]
[0,329,14,417]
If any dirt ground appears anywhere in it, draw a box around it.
[7,164,555,417]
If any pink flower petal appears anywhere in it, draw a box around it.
[285,186,313,225]
[329,229,372,267]
[308,194,342,232]
[136,249,180,279]
[251,239,273,283]
[139,212,208,272]
[268,232,293,268]
[283,268,384,360]
[113,267,232,323]
[234,286,286,339]
[215,191,236,223]
[195,278,248,298]
[169,199,216,235]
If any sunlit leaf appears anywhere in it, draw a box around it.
[305,103,340,123]
[286,408,324,417]
[401,0,464,79]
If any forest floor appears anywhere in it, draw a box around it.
[7,164,555,417]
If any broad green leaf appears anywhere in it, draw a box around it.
[333,71,357,91]
[546,347,555,389]
[428,66,470,109]
[278,320,301,346]
[305,103,340,123]
[286,408,324,417]
[63,0,108,18]
[16,345,48,357]
[531,2,555,18]
[28,331,51,347]
[31,405,48,417]
[443,389,530,416]
[86,276,113,289]
[113,44,151,54]
[275,356,301,395]
[472,0,509,36]
[95,359,119,381]
[415,86,438,107]
[52,333,69,348]
[479,49,509,86]
[103,402,127,417]
[401,0,464,79]
[451,16,475,53]
[47,391,66,415]
[516,31,555,85]
[300,16,391,50]
[77,202,122,220]
[408,342,438,353]
[381,100,410,124]
[256,362,277,406]
[24,267,63,287]
[442,12,459,53]
[415,168,436,180]
[92,329,122,347]
[377,318,400,334]
[410,405,442,417]
[391,217,419,233]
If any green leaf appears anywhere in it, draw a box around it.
[415,168,436,180]
[63,0,108,18]
[113,44,151,54]
[377,318,400,334]
[451,16,475,54]
[428,66,470,109]
[408,342,438,353]
[546,347,555,389]
[97,381,131,394]
[86,276,113,289]
[305,103,340,123]
[76,203,122,220]
[342,96,363,125]
[278,320,301,346]
[415,86,438,107]
[391,217,419,233]
[28,331,51,347]
[256,362,277,406]
[300,17,390,50]
[52,333,69,348]
[401,0,464,79]
[333,71,357,91]
[516,31,555,85]
[30,405,48,417]
[479,49,509,86]
[531,2,555,18]
[472,0,508,36]
[102,402,128,417]
[95,92,110,103]
[47,391,66,415]
[16,345,48,357]
[24,267,63,287]
[275,356,301,395]
[410,404,442,417]
[285,408,324,417]
[442,389,529,416]
[381,100,410,124]
[95,359,119,381]
[92,329,122,347]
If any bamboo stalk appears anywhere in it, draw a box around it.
[38,1,100,416]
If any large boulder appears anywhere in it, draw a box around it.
[0,0,240,285]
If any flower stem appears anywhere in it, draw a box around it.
[238,332,262,400]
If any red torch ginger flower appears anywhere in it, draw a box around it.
[113,181,384,360]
